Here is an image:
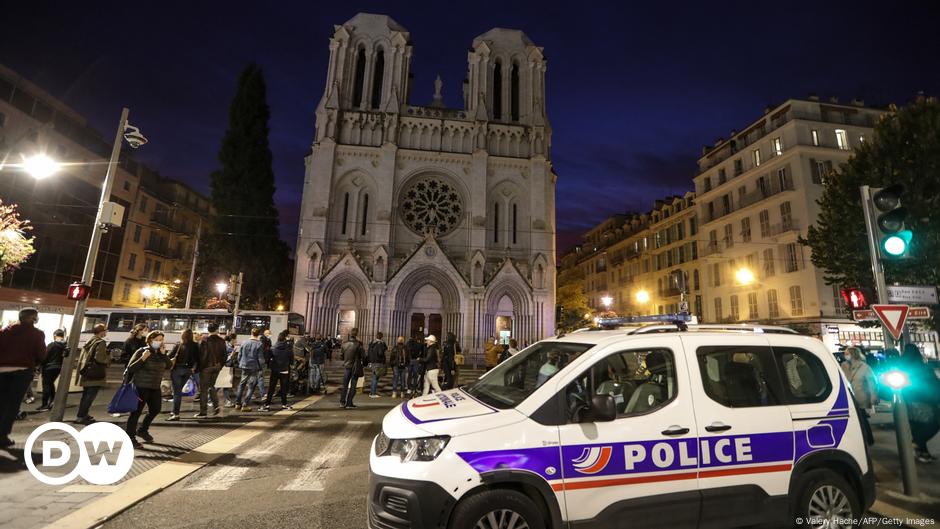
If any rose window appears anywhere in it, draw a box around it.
[400,178,463,237]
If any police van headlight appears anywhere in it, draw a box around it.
[386,436,450,462]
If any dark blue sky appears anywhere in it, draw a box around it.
[2,1,938,253]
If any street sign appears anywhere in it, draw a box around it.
[887,285,938,305]
[679,301,689,313]
[871,304,910,340]
[853,309,876,321]
[908,307,931,319]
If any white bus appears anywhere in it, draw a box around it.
[78,308,305,362]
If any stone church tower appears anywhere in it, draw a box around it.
[293,13,556,354]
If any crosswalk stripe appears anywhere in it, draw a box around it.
[278,422,368,491]
[185,429,303,491]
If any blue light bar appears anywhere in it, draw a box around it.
[596,313,693,327]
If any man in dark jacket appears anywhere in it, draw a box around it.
[339,328,364,408]
[405,336,424,396]
[308,334,327,393]
[261,330,294,411]
[441,332,461,390]
[388,336,407,398]
[38,329,67,411]
[0,308,46,447]
[367,332,388,398]
[195,322,227,418]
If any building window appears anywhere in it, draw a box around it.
[128,253,137,271]
[370,49,385,110]
[759,209,770,238]
[718,169,726,184]
[512,203,518,244]
[741,217,751,242]
[123,180,131,191]
[748,292,759,319]
[780,201,793,230]
[139,196,148,213]
[713,297,723,321]
[510,62,520,122]
[767,289,780,319]
[708,230,717,253]
[835,129,849,150]
[492,59,503,120]
[789,286,804,316]
[723,224,733,248]
[734,159,743,176]
[353,47,367,108]
[493,202,500,243]
[133,225,142,243]
[763,248,775,277]
[811,129,819,146]
[341,192,349,235]
[693,269,700,290]
[752,148,761,167]
[712,262,722,287]
[689,216,698,235]
[360,193,369,236]
[730,295,740,320]
[695,295,702,317]
[772,137,783,156]
[703,177,712,192]
[784,243,800,273]
[153,260,162,279]
[121,283,131,301]
[143,258,152,278]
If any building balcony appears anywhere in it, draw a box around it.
[767,219,801,237]
[703,177,794,224]
[150,211,192,236]
[144,243,181,260]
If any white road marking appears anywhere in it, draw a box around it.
[185,428,304,491]
[279,422,368,491]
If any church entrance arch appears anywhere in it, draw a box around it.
[390,267,463,343]
[494,294,514,344]
[336,288,358,341]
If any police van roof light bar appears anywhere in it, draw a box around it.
[595,313,694,330]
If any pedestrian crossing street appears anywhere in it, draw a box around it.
[183,419,373,493]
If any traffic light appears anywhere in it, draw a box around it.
[840,287,875,310]
[66,282,91,301]
[871,184,913,258]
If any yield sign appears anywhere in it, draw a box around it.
[871,304,910,340]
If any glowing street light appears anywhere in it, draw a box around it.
[735,268,755,286]
[635,290,650,304]
[215,282,228,296]
[21,153,61,179]
[601,295,613,310]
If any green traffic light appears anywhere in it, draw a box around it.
[881,229,913,257]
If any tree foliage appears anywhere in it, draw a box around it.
[204,63,292,310]
[804,97,940,313]
[556,267,591,332]
[0,199,35,282]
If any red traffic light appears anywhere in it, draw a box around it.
[840,287,874,310]
[66,282,91,301]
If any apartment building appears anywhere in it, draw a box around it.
[694,97,886,331]
[0,63,208,324]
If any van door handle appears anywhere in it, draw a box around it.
[661,426,690,436]
[705,422,732,432]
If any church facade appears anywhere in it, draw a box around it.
[292,13,556,355]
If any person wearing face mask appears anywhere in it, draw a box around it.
[37,329,68,411]
[0,308,46,448]
[125,331,172,448]
[75,323,111,425]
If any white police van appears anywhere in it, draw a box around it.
[369,319,875,529]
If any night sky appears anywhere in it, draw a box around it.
[2,1,938,254]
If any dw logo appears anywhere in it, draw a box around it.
[24,422,134,485]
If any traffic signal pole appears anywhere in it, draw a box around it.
[51,108,129,422]
[859,186,893,348]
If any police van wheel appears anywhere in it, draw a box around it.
[793,469,860,529]
[450,489,544,529]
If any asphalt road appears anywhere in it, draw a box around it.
[102,394,388,529]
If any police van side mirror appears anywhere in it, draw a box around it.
[583,395,617,423]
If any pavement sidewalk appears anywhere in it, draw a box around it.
[867,405,940,527]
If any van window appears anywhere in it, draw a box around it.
[465,342,592,409]
[697,346,782,408]
[565,349,677,421]
[773,347,831,404]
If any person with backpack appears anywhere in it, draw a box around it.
[195,322,227,418]
[339,328,364,408]
[75,323,111,425]
[167,328,199,421]
[261,330,294,411]
[38,329,67,411]
[388,336,408,398]
[441,332,461,390]
[422,335,443,395]
[125,331,172,448]
[308,334,327,394]
[368,332,388,398]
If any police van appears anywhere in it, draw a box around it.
[369,319,875,529]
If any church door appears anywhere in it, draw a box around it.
[428,314,442,340]
[410,313,425,340]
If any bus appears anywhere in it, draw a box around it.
[78,308,305,362]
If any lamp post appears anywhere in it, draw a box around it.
[51,108,145,422]
[141,286,154,308]
[601,295,613,311]
[882,369,919,496]
[735,268,755,286]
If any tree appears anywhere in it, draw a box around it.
[803,96,940,318]
[205,63,292,310]
[555,267,591,332]
[0,200,35,283]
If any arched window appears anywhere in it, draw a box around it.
[511,202,518,244]
[493,202,500,243]
[352,47,366,108]
[341,192,350,235]
[370,49,384,109]
[360,194,369,236]
[492,59,503,120]
[510,62,520,122]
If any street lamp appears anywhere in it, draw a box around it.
[51,108,147,422]
[215,282,228,296]
[21,153,61,179]
[635,290,650,304]
[881,368,918,496]
[601,295,613,310]
[735,268,755,286]
[141,286,154,308]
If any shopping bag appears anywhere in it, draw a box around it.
[182,377,197,396]
[107,384,140,414]
[216,366,234,389]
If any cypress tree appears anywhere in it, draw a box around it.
[206,63,291,309]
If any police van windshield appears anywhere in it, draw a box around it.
[464,341,593,409]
